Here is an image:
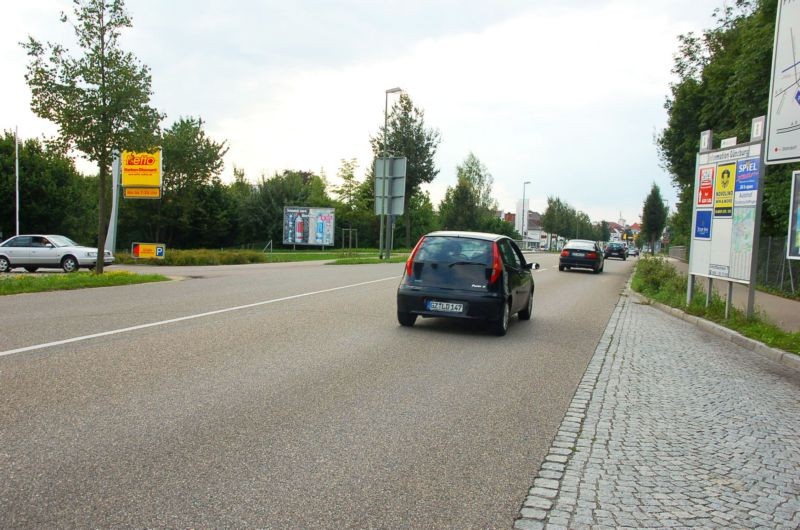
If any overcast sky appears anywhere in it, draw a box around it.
[3,0,727,225]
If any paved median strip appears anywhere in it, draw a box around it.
[0,276,399,358]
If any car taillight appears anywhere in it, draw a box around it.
[490,242,502,284]
[405,236,425,277]
[587,252,597,259]
[560,249,569,257]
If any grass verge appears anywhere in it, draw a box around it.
[327,256,408,265]
[631,256,800,356]
[115,248,402,266]
[0,271,169,296]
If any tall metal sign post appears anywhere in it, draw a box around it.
[687,117,765,318]
[374,156,407,259]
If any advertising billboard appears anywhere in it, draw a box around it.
[789,171,800,260]
[121,150,162,188]
[689,139,763,283]
[283,207,335,246]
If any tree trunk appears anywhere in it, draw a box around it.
[95,159,108,274]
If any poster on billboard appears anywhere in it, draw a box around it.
[713,163,735,217]
[283,207,335,246]
[734,157,760,207]
[696,166,715,206]
[789,171,800,260]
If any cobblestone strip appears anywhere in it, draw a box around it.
[513,295,626,530]
[514,292,800,530]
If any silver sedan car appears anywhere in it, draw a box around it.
[0,234,114,273]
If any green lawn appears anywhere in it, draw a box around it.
[0,271,169,295]
[115,248,407,266]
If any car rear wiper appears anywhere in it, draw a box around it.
[448,261,486,267]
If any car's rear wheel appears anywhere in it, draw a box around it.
[0,256,10,273]
[491,301,510,336]
[397,311,417,327]
[25,267,38,273]
[519,288,533,320]
[61,256,79,273]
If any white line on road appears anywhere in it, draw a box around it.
[1,276,400,358]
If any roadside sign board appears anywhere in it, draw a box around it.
[124,187,161,199]
[121,150,162,187]
[131,242,166,259]
[766,0,800,164]
[689,139,763,282]
[282,207,335,246]
[789,171,800,260]
[374,157,407,215]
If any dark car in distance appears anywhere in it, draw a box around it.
[604,241,628,260]
[397,231,539,336]
[559,239,605,273]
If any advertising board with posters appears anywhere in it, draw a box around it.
[282,207,335,246]
[689,134,763,283]
[789,171,800,260]
[120,150,162,189]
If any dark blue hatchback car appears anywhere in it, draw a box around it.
[396,231,539,336]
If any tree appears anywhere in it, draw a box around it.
[439,153,505,233]
[0,131,96,241]
[22,0,162,272]
[658,0,797,242]
[641,183,668,254]
[370,93,441,247]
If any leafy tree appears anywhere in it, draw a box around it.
[439,153,505,233]
[332,158,360,207]
[370,93,441,247]
[393,191,439,247]
[0,131,96,241]
[117,117,228,248]
[658,0,798,243]
[22,0,162,272]
[240,170,333,246]
[641,183,668,254]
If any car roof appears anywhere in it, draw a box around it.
[568,239,597,245]
[424,231,506,242]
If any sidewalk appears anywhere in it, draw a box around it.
[514,292,800,529]
[667,258,800,333]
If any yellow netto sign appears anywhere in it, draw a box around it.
[121,150,161,187]
[124,187,161,199]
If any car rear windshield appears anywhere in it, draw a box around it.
[409,236,494,289]
[565,241,595,251]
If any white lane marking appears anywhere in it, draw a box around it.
[1,276,399,357]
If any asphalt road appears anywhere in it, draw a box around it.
[0,254,634,528]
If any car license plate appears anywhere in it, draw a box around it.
[427,300,464,313]
[573,252,585,257]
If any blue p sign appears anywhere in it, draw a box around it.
[156,246,165,257]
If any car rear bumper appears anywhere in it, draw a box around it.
[397,286,504,321]
[560,257,601,270]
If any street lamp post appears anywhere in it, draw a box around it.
[379,87,403,259]
[521,181,530,246]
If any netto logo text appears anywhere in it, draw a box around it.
[125,153,156,166]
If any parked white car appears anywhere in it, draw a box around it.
[0,234,114,273]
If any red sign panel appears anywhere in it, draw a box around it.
[697,166,715,206]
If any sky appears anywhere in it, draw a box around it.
[2,0,727,226]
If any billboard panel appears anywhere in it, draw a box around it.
[789,171,800,260]
[121,150,162,187]
[765,0,800,164]
[283,207,335,246]
[688,140,763,283]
